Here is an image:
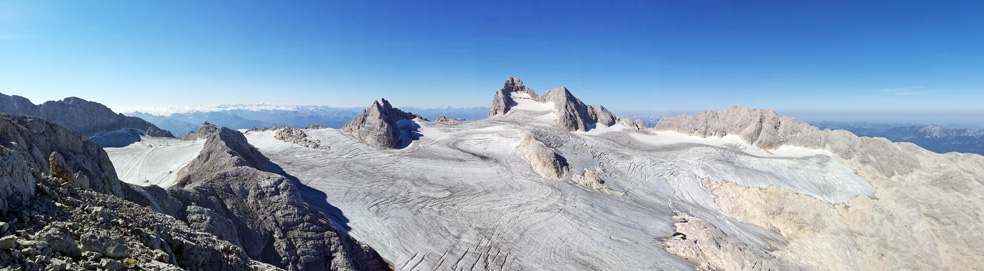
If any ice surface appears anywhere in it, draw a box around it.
[104,136,205,188]
[238,108,874,270]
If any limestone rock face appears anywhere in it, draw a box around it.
[654,105,920,177]
[169,123,388,271]
[0,113,121,216]
[570,167,623,196]
[534,86,618,131]
[664,215,807,271]
[487,78,640,132]
[0,114,289,270]
[274,126,325,149]
[342,98,418,149]
[488,77,538,117]
[434,116,465,123]
[0,92,173,138]
[518,131,569,179]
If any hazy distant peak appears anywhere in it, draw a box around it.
[0,91,173,139]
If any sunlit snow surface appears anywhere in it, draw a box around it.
[104,100,874,270]
[238,105,875,270]
[105,137,204,188]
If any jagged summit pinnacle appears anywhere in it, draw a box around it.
[342,98,420,149]
[488,77,538,117]
[488,77,643,131]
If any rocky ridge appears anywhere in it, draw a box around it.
[488,78,644,131]
[160,122,387,270]
[654,105,920,178]
[533,86,618,131]
[0,114,280,270]
[488,77,539,116]
[655,106,984,270]
[341,99,421,149]
[0,92,173,139]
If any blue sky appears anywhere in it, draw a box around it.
[1,1,983,124]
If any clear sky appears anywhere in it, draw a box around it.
[2,1,983,124]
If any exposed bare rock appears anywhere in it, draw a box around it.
[0,113,121,216]
[0,114,287,270]
[181,121,221,140]
[342,98,420,149]
[434,116,465,123]
[571,167,623,196]
[532,86,618,131]
[617,118,646,130]
[664,214,806,271]
[305,125,328,129]
[168,123,388,271]
[518,131,569,179]
[275,126,326,149]
[0,92,173,138]
[488,77,538,117]
[654,105,920,178]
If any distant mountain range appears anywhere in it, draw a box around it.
[812,121,984,155]
[0,92,173,139]
[126,105,490,137]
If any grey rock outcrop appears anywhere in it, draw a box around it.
[0,114,288,270]
[274,126,325,149]
[0,113,122,217]
[654,105,920,177]
[342,98,419,149]
[664,215,807,271]
[570,167,623,196]
[165,123,389,271]
[486,78,641,132]
[534,86,618,131]
[0,92,173,138]
[434,116,465,123]
[489,77,539,117]
[617,118,647,130]
[518,131,569,180]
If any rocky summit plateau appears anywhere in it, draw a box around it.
[2,77,984,270]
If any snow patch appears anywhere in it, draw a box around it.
[104,137,205,188]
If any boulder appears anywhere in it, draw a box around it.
[518,131,569,179]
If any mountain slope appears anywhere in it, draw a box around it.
[96,80,984,270]
[488,77,643,131]
[0,114,282,270]
[0,93,173,139]
[654,106,984,270]
[112,123,390,270]
[812,121,984,155]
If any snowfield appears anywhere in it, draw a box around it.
[105,137,205,188]
[103,97,984,270]
[234,104,872,270]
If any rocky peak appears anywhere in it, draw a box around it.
[535,86,618,132]
[181,122,221,140]
[486,78,637,131]
[166,122,387,270]
[342,98,420,149]
[0,113,302,270]
[488,77,539,117]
